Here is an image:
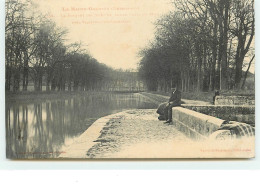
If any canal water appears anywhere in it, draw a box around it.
[6,92,158,159]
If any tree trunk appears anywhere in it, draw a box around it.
[210,22,218,91]
[197,56,202,92]
[6,64,12,91]
[241,55,255,89]
[51,78,56,91]
[220,0,229,90]
[22,52,29,91]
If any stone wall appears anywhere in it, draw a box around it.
[182,104,255,127]
[172,107,225,140]
[215,96,255,105]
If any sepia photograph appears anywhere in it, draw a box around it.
[5,0,255,159]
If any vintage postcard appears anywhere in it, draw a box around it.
[5,0,255,159]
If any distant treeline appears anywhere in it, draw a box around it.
[138,0,255,92]
[5,0,144,92]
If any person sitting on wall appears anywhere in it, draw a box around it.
[213,90,220,104]
[164,86,182,124]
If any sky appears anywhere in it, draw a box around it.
[34,0,254,73]
[35,0,174,70]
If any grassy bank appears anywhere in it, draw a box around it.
[149,90,255,103]
[148,91,215,102]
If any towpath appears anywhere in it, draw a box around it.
[59,93,211,158]
[59,109,192,158]
[58,93,253,158]
[139,92,211,105]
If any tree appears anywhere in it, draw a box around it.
[138,0,254,92]
[231,0,254,89]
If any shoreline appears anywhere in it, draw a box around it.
[58,111,127,159]
[6,90,212,105]
[5,90,144,104]
[58,109,254,159]
[6,89,254,105]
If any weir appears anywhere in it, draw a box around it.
[182,104,255,127]
[58,93,255,158]
[171,95,255,139]
[172,107,225,140]
[141,92,255,139]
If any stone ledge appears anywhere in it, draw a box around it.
[58,112,124,158]
[182,104,255,114]
[182,104,255,127]
[215,95,255,105]
[172,107,225,139]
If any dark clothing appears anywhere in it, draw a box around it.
[168,90,182,105]
[156,102,167,115]
[156,102,168,120]
[213,90,220,104]
[164,90,181,121]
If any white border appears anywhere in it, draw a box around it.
[0,0,259,170]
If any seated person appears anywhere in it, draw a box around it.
[164,86,182,123]
[213,90,220,104]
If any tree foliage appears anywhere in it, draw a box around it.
[139,0,254,92]
[5,0,140,92]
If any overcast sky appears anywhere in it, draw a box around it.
[36,0,174,70]
[35,0,254,73]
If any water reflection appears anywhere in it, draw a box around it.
[6,93,157,159]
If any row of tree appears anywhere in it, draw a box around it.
[5,0,111,92]
[5,0,143,92]
[139,0,255,92]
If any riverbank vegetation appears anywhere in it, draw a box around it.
[138,0,255,92]
[5,0,144,93]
